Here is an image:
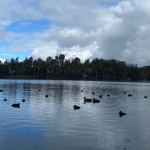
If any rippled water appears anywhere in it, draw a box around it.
[0,80,150,150]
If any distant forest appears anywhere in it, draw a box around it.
[0,54,150,81]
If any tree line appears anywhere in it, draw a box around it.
[0,54,149,81]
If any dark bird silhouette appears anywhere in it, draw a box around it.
[22,99,25,102]
[99,94,103,98]
[0,90,3,92]
[128,94,132,97]
[93,98,100,103]
[119,111,126,117]
[84,97,92,103]
[144,96,148,99]
[11,103,20,108]
[107,94,110,97]
[74,105,80,110]
[123,91,127,94]
[45,95,48,98]
[3,98,7,101]
[92,92,95,94]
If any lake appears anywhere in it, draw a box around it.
[0,80,150,150]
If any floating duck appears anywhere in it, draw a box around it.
[119,111,126,117]
[128,94,132,97]
[12,103,20,108]
[99,94,103,98]
[93,98,100,103]
[22,99,25,102]
[3,98,7,101]
[84,97,92,103]
[74,105,80,110]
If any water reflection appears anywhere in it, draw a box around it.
[0,80,150,150]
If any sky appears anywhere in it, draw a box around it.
[0,0,150,66]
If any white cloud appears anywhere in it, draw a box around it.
[0,0,150,65]
[62,41,99,61]
[31,42,59,59]
[0,58,5,63]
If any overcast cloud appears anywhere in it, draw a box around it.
[0,0,150,66]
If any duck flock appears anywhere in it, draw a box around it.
[0,88,148,118]
[73,89,149,118]
[0,89,26,108]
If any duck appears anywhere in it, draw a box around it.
[3,98,7,101]
[93,98,100,103]
[144,96,148,99]
[128,94,132,97]
[107,94,110,97]
[45,95,49,98]
[119,111,126,117]
[74,105,80,110]
[92,92,95,94]
[99,94,103,98]
[11,103,20,108]
[0,90,3,92]
[84,97,92,103]
[22,99,25,102]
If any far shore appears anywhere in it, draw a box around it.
[0,77,150,84]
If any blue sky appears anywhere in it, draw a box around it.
[0,0,150,66]
[0,19,52,60]
[6,20,51,33]
[1,51,31,60]
[2,19,53,60]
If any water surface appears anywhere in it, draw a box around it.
[0,80,150,150]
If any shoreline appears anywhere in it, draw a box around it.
[0,78,149,83]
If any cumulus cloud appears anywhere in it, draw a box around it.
[0,0,150,65]
[0,58,5,63]
[31,42,59,59]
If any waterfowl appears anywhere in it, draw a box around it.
[84,97,92,103]
[22,99,25,102]
[11,103,20,108]
[99,94,103,98]
[119,111,126,117]
[92,92,95,94]
[128,94,132,97]
[74,105,80,110]
[45,95,49,98]
[107,94,110,97]
[93,98,100,103]
[144,96,148,99]
[3,98,7,101]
